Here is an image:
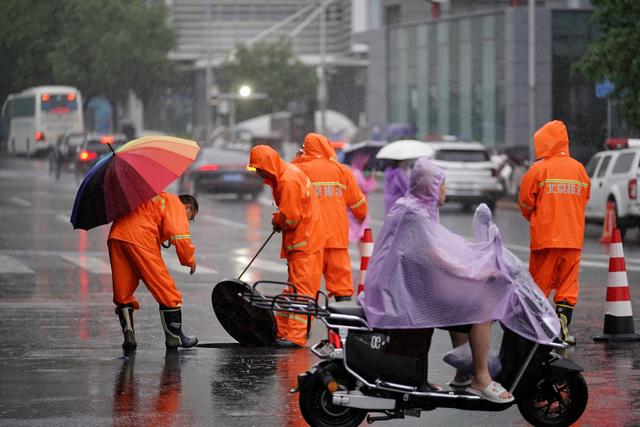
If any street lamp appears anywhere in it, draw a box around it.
[239,85,252,98]
[219,86,268,143]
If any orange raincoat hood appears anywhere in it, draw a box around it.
[295,133,337,162]
[249,145,285,190]
[534,120,570,159]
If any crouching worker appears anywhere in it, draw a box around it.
[108,192,199,351]
[360,157,561,404]
[249,145,325,348]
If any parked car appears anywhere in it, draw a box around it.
[48,132,85,180]
[74,133,128,182]
[427,141,503,211]
[584,144,640,238]
[179,145,263,200]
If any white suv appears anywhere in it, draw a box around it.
[427,141,503,211]
[585,146,640,237]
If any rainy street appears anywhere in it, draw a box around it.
[0,155,639,427]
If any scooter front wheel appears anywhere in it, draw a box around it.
[517,371,588,427]
[299,364,366,427]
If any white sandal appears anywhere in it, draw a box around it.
[465,381,514,404]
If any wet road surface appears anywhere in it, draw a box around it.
[1,157,639,426]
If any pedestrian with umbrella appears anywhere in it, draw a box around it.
[71,136,201,351]
[376,139,433,214]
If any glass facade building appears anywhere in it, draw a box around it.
[388,11,505,146]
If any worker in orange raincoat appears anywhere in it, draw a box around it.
[293,133,368,301]
[249,145,325,348]
[519,120,590,344]
[108,192,199,351]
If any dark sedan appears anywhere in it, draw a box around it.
[179,145,263,199]
[73,133,128,182]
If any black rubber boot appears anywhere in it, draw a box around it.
[334,295,352,302]
[556,301,576,345]
[116,305,137,352]
[159,307,198,348]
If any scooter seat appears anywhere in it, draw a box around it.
[327,300,365,318]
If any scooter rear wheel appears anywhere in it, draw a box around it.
[517,371,588,427]
[299,363,366,427]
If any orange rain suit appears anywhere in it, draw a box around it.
[108,192,196,310]
[293,133,368,298]
[249,145,325,346]
[518,120,590,306]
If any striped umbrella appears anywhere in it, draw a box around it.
[71,136,199,230]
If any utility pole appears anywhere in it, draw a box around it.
[318,1,328,135]
[204,0,213,145]
[528,0,536,164]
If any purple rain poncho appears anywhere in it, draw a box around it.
[383,166,410,214]
[348,154,377,242]
[359,157,560,345]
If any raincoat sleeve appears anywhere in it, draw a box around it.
[273,179,305,232]
[518,168,539,221]
[162,197,196,268]
[344,170,368,220]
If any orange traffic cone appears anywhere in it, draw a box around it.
[356,228,374,295]
[593,229,640,342]
[599,201,616,244]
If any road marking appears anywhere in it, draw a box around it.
[200,214,247,229]
[59,254,112,275]
[162,254,218,275]
[234,256,284,273]
[0,255,34,274]
[9,197,32,207]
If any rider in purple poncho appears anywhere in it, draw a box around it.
[383,160,409,214]
[360,157,560,403]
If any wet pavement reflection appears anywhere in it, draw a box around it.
[1,158,640,426]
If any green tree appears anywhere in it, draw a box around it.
[0,0,61,106]
[216,41,317,122]
[575,0,640,129]
[0,0,176,110]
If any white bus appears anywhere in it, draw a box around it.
[1,86,84,155]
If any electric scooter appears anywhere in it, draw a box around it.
[236,280,588,427]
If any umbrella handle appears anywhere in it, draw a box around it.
[238,231,276,281]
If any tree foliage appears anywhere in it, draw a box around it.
[575,0,640,129]
[216,41,317,122]
[0,0,176,108]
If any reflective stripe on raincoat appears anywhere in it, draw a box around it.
[293,133,368,248]
[249,145,323,258]
[109,191,196,268]
[518,120,590,250]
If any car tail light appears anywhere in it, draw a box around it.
[491,168,498,177]
[629,178,637,200]
[35,131,44,141]
[79,150,97,162]
[100,135,114,145]
[41,93,50,102]
[198,164,219,171]
[66,93,76,101]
